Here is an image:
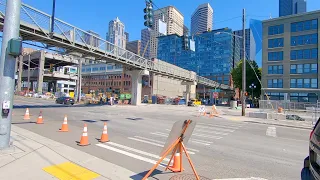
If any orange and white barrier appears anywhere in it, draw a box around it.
[99,122,109,143]
[78,124,89,146]
[36,111,44,124]
[59,115,69,132]
[23,108,30,120]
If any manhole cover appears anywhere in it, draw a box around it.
[169,174,211,180]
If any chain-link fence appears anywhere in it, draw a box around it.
[259,100,319,124]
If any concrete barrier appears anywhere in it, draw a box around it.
[249,112,286,120]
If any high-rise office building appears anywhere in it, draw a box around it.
[157,28,240,86]
[126,40,141,55]
[124,32,129,43]
[279,0,306,17]
[183,25,189,36]
[150,6,184,59]
[141,28,151,59]
[191,3,213,35]
[84,30,100,48]
[262,10,319,102]
[106,17,126,49]
[233,29,256,61]
[249,19,263,67]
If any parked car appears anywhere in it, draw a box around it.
[55,97,75,105]
[188,99,201,106]
[305,118,320,179]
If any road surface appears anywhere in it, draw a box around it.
[11,96,310,180]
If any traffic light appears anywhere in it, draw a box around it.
[49,64,54,73]
[143,0,153,28]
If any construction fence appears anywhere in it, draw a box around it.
[259,100,319,124]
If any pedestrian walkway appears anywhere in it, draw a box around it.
[0,125,142,180]
[92,121,244,168]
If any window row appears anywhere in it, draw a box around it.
[290,48,318,60]
[268,24,284,35]
[291,19,318,32]
[291,34,318,46]
[268,65,283,74]
[268,51,283,61]
[83,81,125,87]
[267,79,283,88]
[268,38,284,48]
[290,64,317,74]
[290,78,317,88]
[264,92,318,102]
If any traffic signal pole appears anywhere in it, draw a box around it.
[241,9,246,116]
[0,0,22,149]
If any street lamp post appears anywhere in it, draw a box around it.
[249,83,256,99]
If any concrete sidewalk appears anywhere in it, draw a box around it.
[0,125,143,180]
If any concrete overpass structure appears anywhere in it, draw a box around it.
[0,1,233,105]
[17,50,79,93]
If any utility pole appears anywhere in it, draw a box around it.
[27,54,30,93]
[77,58,82,103]
[0,0,22,149]
[50,0,56,35]
[241,8,246,116]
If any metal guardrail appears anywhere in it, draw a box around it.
[0,0,232,90]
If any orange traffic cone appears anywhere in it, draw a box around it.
[99,122,109,143]
[59,115,69,132]
[23,108,30,120]
[78,124,89,146]
[168,151,184,172]
[36,111,44,124]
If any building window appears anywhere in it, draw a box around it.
[268,24,284,35]
[291,34,318,46]
[290,78,318,88]
[290,48,318,60]
[268,51,283,61]
[267,79,283,88]
[268,65,283,74]
[100,67,106,71]
[268,38,284,48]
[291,19,318,32]
[290,93,318,102]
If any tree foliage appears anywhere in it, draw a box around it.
[231,60,261,97]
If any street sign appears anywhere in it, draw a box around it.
[213,92,218,98]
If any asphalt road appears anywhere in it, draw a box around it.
[11,96,310,180]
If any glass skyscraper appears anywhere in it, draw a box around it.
[157,28,240,85]
[279,0,306,17]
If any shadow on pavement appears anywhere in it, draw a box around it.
[82,120,97,123]
[301,167,314,180]
[100,120,111,122]
[13,103,111,109]
[130,169,172,180]
[126,118,143,121]
[12,121,36,125]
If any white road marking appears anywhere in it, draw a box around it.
[134,136,165,144]
[193,133,223,139]
[128,137,197,154]
[266,126,277,137]
[107,142,170,162]
[96,143,165,166]
[165,128,229,136]
[197,122,242,129]
[197,125,235,132]
[190,140,211,146]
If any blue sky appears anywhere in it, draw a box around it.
[22,0,320,41]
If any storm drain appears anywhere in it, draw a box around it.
[169,174,211,180]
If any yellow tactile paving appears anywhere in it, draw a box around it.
[43,162,100,180]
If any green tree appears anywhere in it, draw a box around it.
[231,60,261,98]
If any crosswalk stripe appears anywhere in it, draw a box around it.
[96,143,165,166]
[128,137,196,154]
[165,128,229,136]
[134,136,200,152]
[197,125,235,132]
[193,133,222,139]
[107,142,170,162]
[150,132,213,146]
[190,140,210,146]
[197,122,242,128]
[194,129,229,135]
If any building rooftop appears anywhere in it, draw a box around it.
[263,9,320,23]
